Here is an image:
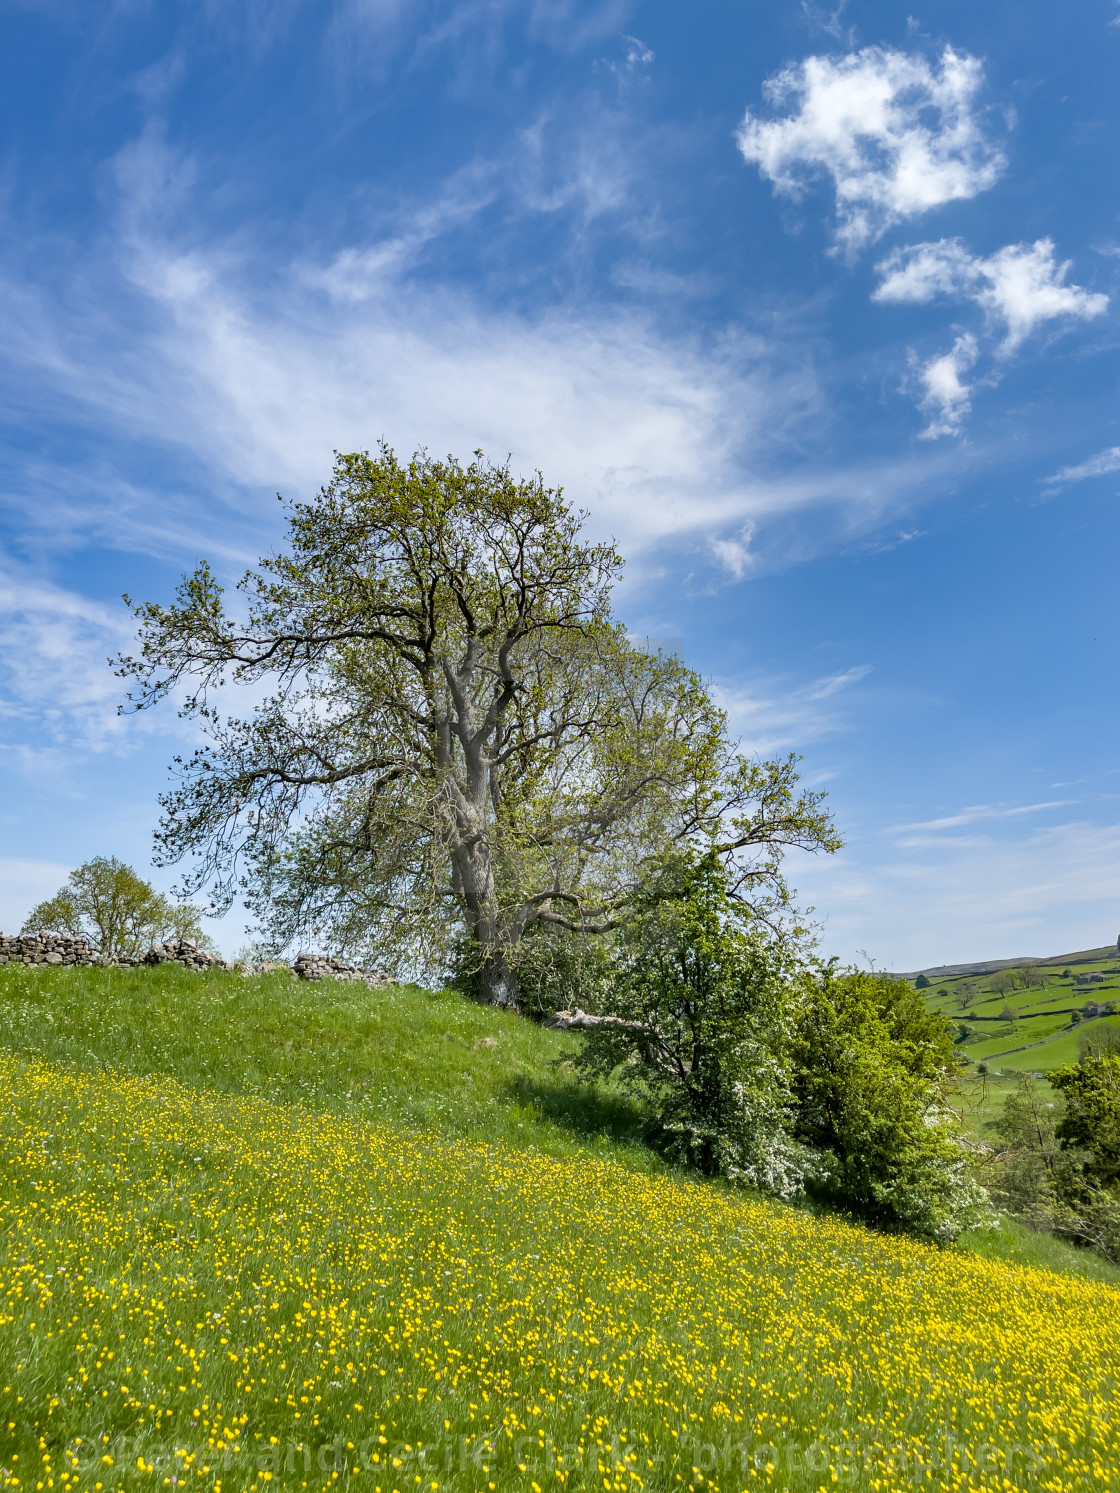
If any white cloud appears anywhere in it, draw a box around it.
[717,664,872,757]
[1042,444,1120,491]
[890,799,1077,836]
[0,567,134,753]
[799,1,854,45]
[912,332,977,439]
[710,524,756,579]
[875,237,1109,355]
[877,239,1109,436]
[737,46,1004,253]
[611,34,654,74]
[795,819,1120,970]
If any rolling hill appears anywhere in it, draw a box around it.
[1,961,1118,1493]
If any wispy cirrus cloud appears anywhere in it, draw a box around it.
[796,818,1120,969]
[0,566,136,754]
[717,664,872,757]
[0,121,986,588]
[1042,444,1120,492]
[737,46,1005,253]
[890,799,1076,835]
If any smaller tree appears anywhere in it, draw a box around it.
[989,970,1019,997]
[985,1076,1069,1221]
[1079,1024,1120,1062]
[914,973,930,990]
[791,968,988,1242]
[1052,1053,1120,1191]
[22,857,211,959]
[956,981,979,1010]
[576,850,808,1196]
[991,1061,1120,1264]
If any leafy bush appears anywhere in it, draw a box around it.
[576,855,987,1240]
[986,1064,1120,1265]
[789,968,990,1242]
[576,852,810,1196]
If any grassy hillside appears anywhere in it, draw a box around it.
[2,965,1120,1491]
[909,950,1120,1134]
[0,963,650,1165]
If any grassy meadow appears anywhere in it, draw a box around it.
[913,949,1120,1134]
[2,963,1120,1492]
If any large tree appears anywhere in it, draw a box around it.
[120,446,838,1008]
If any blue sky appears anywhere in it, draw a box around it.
[1,0,1119,968]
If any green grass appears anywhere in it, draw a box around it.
[957,1215,1120,1286]
[2,965,1120,1492]
[1,962,1117,1290]
[3,1052,1120,1493]
[0,963,653,1167]
[987,1016,1120,1071]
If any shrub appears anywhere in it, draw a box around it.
[577,855,989,1240]
[790,968,989,1243]
[576,851,810,1196]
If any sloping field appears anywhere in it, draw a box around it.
[2,1052,1119,1493]
[921,955,1120,1078]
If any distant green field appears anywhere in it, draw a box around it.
[916,952,1120,1076]
[911,950,1119,1143]
[990,1016,1120,1072]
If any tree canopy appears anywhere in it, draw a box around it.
[120,446,839,1008]
[22,857,209,959]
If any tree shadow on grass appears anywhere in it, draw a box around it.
[504,1069,655,1150]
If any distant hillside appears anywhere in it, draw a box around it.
[903,944,1118,981]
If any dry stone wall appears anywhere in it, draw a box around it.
[0,934,96,965]
[0,933,398,986]
[0,934,231,969]
[292,953,399,987]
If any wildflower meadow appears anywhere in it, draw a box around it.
[2,1049,1118,1493]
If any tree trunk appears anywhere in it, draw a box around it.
[478,947,519,1011]
[450,825,521,1010]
